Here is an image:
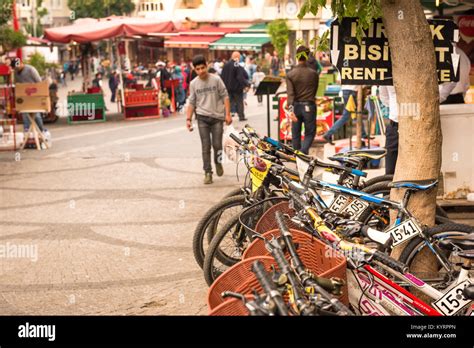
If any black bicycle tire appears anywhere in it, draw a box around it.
[361,174,393,189]
[357,181,392,226]
[223,187,245,198]
[359,181,452,226]
[192,195,246,268]
[203,213,245,286]
[399,222,474,267]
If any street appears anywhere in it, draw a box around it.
[0,77,277,315]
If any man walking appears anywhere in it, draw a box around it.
[221,51,249,121]
[286,46,319,154]
[186,55,232,185]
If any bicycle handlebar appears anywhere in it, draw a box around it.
[229,133,244,146]
[275,211,354,316]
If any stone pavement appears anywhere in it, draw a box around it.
[0,75,279,315]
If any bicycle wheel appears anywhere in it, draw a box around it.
[361,174,393,189]
[192,195,246,268]
[203,213,251,286]
[359,181,451,228]
[222,187,245,198]
[358,181,392,230]
[399,223,473,290]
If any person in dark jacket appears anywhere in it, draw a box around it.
[108,71,119,103]
[286,46,319,154]
[220,51,249,121]
[156,61,171,93]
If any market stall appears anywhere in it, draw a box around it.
[44,17,177,123]
[124,86,160,120]
[0,64,21,151]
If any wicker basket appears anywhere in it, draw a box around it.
[242,229,348,305]
[207,256,277,311]
[254,201,300,234]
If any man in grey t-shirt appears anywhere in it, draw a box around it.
[186,55,232,185]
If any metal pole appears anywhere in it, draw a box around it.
[266,88,271,137]
[115,39,125,112]
[31,0,37,37]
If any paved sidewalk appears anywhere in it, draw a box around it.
[0,78,275,315]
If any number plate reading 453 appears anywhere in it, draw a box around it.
[388,219,422,246]
[433,280,472,316]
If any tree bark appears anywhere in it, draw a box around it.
[380,0,442,265]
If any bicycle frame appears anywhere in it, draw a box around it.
[292,199,472,316]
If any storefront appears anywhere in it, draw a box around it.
[160,26,241,63]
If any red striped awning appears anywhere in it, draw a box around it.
[164,35,223,48]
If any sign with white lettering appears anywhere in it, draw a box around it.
[330,18,460,85]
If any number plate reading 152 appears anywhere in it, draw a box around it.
[432,280,472,316]
[388,219,423,246]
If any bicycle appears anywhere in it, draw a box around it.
[284,181,473,315]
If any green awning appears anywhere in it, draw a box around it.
[240,23,268,33]
[209,35,271,51]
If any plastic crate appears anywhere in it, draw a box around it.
[124,89,158,107]
[67,93,106,124]
[67,93,105,108]
[242,229,348,305]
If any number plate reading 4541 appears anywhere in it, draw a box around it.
[388,219,422,246]
[432,280,472,316]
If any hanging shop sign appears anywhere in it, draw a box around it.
[330,18,460,85]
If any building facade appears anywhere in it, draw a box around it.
[16,0,72,31]
[134,0,325,59]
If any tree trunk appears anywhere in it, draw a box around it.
[380,1,441,264]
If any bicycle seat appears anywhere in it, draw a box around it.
[463,285,474,300]
[341,148,387,160]
[439,233,474,252]
[388,179,438,191]
[328,155,361,168]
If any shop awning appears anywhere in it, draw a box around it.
[240,23,268,33]
[209,34,271,51]
[178,26,241,36]
[164,35,223,48]
[44,16,177,43]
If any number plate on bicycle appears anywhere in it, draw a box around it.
[388,219,423,246]
[432,279,472,316]
[340,199,370,220]
[329,194,350,213]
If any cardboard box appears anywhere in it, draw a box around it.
[15,81,51,113]
[15,81,49,97]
